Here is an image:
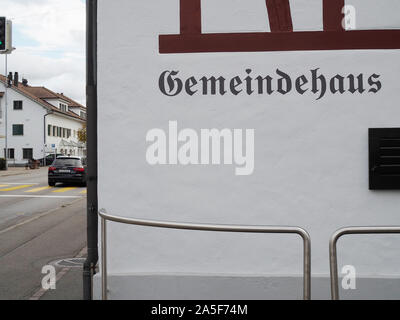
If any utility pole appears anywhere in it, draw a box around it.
[4,52,8,170]
[1,18,14,170]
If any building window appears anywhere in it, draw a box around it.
[67,129,71,139]
[13,101,23,110]
[12,124,24,136]
[23,148,33,160]
[80,112,86,119]
[53,126,56,136]
[48,125,52,136]
[58,127,61,137]
[60,103,68,113]
[4,148,14,159]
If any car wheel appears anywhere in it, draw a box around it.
[48,180,56,187]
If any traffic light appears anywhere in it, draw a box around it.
[0,17,6,51]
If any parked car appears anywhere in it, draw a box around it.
[48,156,87,186]
[39,154,64,166]
[72,156,87,166]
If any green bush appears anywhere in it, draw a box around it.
[0,158,6,170]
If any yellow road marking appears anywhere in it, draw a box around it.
[80,189,87,194]
[52,187,77,193]
[0,185,9,188]
[25,186,53,193]
[0,185,34,192]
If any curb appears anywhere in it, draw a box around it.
[0,172,30,178]
[0,169,46,178]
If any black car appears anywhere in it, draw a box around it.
[48,157,87,186]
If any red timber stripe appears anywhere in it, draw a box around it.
[180,0,202,34]
[266,0,293,32]
[323,0,345,31]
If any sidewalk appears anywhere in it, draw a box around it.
[35,247,87,300]
[0,167,47,178]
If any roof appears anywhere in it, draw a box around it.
[22,86,60,100]
[0,74,86,122]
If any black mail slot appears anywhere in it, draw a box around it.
[369,128,400,190]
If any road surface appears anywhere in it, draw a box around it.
[0,168,87,300]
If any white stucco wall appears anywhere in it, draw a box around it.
[46,113,85,156]
[347,0,400,30]
[0,82,46,164]
[45,98,62,108]
[97,0,400,298]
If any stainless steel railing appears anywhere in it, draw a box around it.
[329,226,400,300]
[98,209,312,300]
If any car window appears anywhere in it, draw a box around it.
[53,159,82,167]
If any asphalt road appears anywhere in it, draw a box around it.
[0,168,87,300]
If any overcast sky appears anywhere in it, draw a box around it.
[0,0,86,105]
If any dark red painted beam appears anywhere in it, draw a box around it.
[323,0,345,31]
[266,0,293,32]
[160,30,400,53]
[180,0,201,34]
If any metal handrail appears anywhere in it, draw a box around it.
[99,209,312,300]
[329,226,400,300]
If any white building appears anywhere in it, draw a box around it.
[0,72,86,165]
[93,0,400,300]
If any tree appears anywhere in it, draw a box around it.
[77,124,87,143]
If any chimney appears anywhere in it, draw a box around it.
[7,72,12,87]
[22,78,28,86]
[13,72,19,87]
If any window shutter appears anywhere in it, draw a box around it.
[369,128,400,190]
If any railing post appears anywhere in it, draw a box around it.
[329,226,400,300]
[302,232,312,300]
[99,209,311,300]
[329,232,340,300]
[101,216,108,300]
